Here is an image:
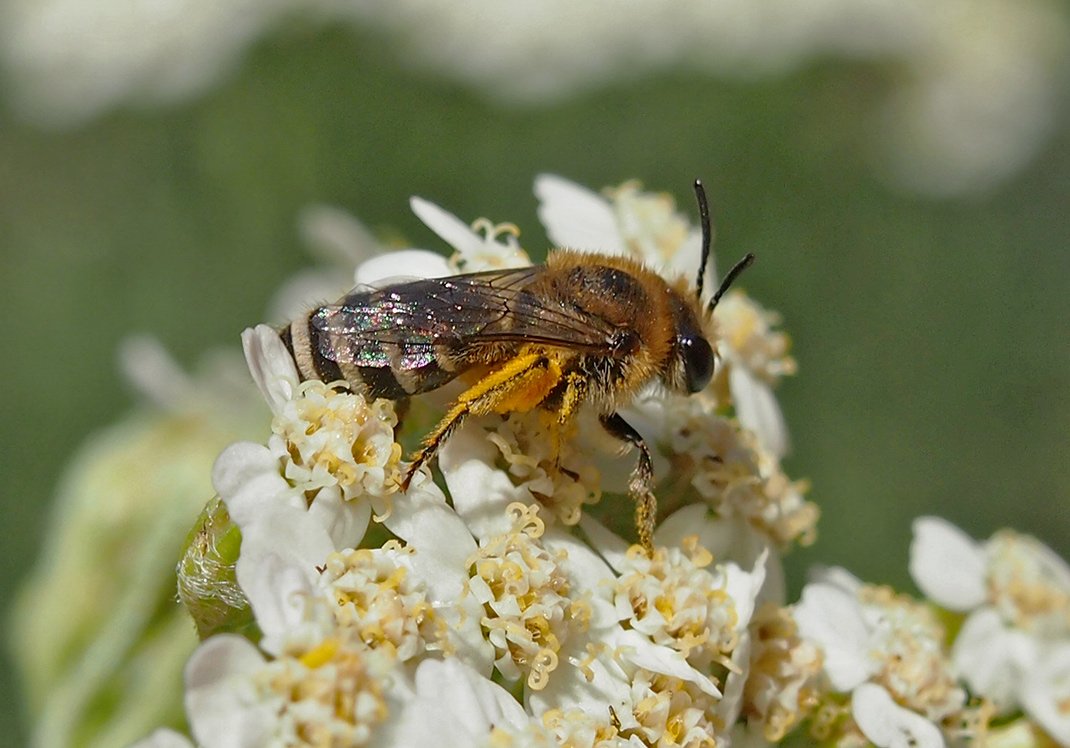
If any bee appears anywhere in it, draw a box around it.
[277,181,753,549]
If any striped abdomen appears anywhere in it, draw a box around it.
[277,311,463,400]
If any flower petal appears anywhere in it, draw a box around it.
[185,635,275,748]
[807,564,864,594]
[951,607,1037,710]
[266,268,353,323]
[382,478,476,595]
[307,483,372,550]
[1020,642,1070,746]
[353,249,452,286]
[614,629,722,698]
[382,659,528,747]
[118,336,196,411]
[410,197,485,259]
[717,632,752,729]
[578,514,632,574]
[660,227,706,288]
[851,683,944,748]
[534,173,625,255]
[231,502,335,646]
[240,324,299,415]
[541,528,620,629]
[794,578,876,691]
[724,549,769,631]
[380,478,493,672]
[524,635,634,727]
[437,420,530,540]
[212,441,298,525]
[729,365,790,459]
[909,516,987,611]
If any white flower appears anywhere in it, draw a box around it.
[374,473,495,670]
[185,631,402,748]
[655,504,787,607]
[527,510,771,745]
[875,0,1067,196]
[794,567,965,747]
[240,324,302,416]
[268,379,401,501]
[440,410,602,532]
[466,503,587,690]
[342,198,522,298]
[658,397,816,551]
[411,196,532,272]
[319,544,445,661]
[361,1,1068,195]
[945,607,1037,710]
[910,516,1070,733]
[353,247,454,286]
[189,467,481,746]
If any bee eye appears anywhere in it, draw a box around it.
[679,335,714,393]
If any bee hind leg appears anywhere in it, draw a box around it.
[402,352,563,491]
[599,412,656,553]
[402,404,466,491]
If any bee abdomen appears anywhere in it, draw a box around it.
[279,315,459,401]
[278,316,409,399]
[278,319,340,381]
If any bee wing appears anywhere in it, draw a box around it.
[311,266,616,384]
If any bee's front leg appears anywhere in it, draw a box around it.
[599,412,656,552]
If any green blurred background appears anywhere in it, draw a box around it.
[2,14,1068,744]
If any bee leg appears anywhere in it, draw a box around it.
[549,371,587,468]
[402,352,563,490]
[402,402,468,490]
[599,412,656,552]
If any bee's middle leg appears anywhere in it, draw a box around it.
[599,411,656,552]
[402,353,562,489]
[542,370,587,468]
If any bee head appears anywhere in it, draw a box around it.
[666,292,715,393]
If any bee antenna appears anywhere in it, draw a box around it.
[693,179,714,300]
[708,253,755,313]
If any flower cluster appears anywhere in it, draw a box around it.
[130,177,1069,748]
[762,515,1070,748]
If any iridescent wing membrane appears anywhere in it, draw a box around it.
[310,266,618,395]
